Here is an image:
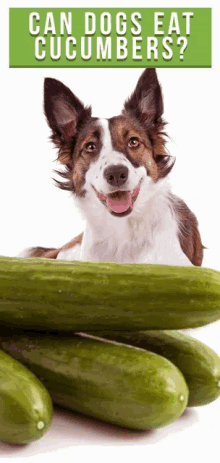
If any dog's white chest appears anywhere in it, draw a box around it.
[58,208,192,267]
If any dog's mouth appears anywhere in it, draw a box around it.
[92,180,142,217]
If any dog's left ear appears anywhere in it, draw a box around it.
[124,68,175,179]
[123,68,163,127]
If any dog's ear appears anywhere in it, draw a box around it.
[124,69,175,179]
[44,78,91,142]
[123,68,163,127]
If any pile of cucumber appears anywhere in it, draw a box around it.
[0,256,220,444]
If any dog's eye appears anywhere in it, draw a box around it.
[85,142,96,153]
[128,137,140,148]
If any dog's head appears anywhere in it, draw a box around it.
[44,69,174,219]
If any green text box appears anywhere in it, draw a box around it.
[9,8,211,67]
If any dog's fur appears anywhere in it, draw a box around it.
[19,69,203,266]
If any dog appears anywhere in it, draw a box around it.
[19,68,203,266]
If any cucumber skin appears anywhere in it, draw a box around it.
[0,349,53,445]
[0,331,189,431]
[88,330,220,407]
[0,256,220,331]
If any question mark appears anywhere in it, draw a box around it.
[177,37,188,61]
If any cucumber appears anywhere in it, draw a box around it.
[0,330,189,430]
[88,330,220,407]
[0,256,220,331]
[0,349,53,444]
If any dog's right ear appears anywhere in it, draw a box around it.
[44,78,91,142]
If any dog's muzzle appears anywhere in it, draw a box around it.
[92,179,142,217]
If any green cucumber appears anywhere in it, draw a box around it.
[0,256,220,331]
[0,331,189,430]
[0,349,53,444]
[88,330,220,407]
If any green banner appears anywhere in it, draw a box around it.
[9,8,211,67]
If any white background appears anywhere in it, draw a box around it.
[0,0,220,462]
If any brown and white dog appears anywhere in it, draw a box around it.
[19,68,203,266]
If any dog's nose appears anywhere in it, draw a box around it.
[104,164,129,187]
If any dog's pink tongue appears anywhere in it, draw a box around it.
[107,191,132,213]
